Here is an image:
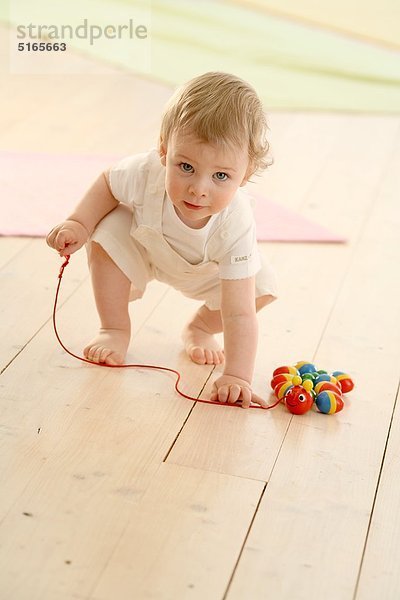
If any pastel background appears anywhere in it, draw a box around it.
[2,0,400,111]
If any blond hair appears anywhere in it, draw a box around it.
[159,72,271,176]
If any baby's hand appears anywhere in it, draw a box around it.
[210,375,268,409]
[46,220,89,256]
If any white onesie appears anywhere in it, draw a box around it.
[89,149,277,310]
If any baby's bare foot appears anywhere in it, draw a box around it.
[83,328,130,366]
[182,324,224,365]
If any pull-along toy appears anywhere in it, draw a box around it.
[53,256,354,413]
[271,361,354,415]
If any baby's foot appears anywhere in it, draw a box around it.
[182,324,225,365]
[83,328,130,366]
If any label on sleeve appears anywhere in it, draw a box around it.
[230,253,252,264]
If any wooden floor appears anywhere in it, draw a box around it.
[1,26,400,600]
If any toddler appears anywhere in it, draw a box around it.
[47,72,277,408]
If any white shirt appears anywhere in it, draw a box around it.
[109,149,261,280]
[162,194,216,264]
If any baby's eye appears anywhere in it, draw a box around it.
[180,162,194,173]
[214,171,228,181]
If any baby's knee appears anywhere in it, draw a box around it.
[88,240,103,253]
[87,240,109,264]
[256,294,275,312]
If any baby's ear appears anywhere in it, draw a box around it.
[159,141,167,166]
[240,162,254,186]
[239,172,250,187]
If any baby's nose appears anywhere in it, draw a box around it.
[189,179,208,198]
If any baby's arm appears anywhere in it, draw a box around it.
[210,276,268,409]
[46,171,119,256]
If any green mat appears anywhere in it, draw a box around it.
[243,0,400,50]
[3,0,400,112]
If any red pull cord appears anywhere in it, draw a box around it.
[53,255,282,411]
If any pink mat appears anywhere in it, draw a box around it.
[0,151,345,242]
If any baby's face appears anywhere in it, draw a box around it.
[160,131,250,229]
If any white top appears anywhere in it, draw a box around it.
[109,149,261,280]
[162,194,216,264]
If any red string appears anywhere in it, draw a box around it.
[53,255,282,411]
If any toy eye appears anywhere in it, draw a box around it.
[298,394,306,402]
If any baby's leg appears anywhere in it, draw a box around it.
[84,242,131,365]
[182,295,273,365]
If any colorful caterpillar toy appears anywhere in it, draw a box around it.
[271,361,354,415]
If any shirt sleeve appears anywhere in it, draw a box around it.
[218,222,262,279]
[108,150,153,207]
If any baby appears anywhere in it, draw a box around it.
[47,72,277,408]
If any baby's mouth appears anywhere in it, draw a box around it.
[183,201,204,210]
